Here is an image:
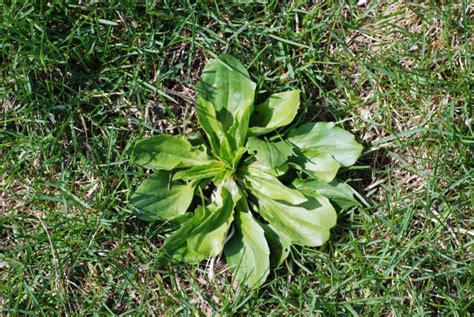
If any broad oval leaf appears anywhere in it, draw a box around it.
[131,172,195,221]
[293,178,360,209]
[288,122,363,167]
[197,54,256,152]
[249,90,300,135]
[240,164,306,205]
[257,193,337,246]
[225,202,270,288]
[132,135,213,170]
[247,137,293,168]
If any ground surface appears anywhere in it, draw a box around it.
[1,1,473,315]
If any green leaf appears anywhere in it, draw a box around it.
[158,186,236,263]
[230,146,248,170]
[247,137,293,168]
[291,150,341,182]
[157,205,211,264]
[261,223,292,268]
[220,178,244,203]
[249,90,300,135]
[173,161,226,182]
[132,135,213,170]
[247,159,289,177]
[257,193,337,246]
[186,186,235,258]
[293,178,360,209]
[225,202,270,288]
[288,122,363,167]
[131,172,195,221]
[195,97,234,161]
[197,54,256,152]
[240,164,307,205]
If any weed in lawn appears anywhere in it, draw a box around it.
[129,54,362,289]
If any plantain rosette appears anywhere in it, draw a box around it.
[130,54,363,288]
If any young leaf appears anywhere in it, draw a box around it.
[225,202,270,288]
[293,178,360,209]
[220,177,244,203]
[288,122,363,167]
[131,172,195,221]
[132,135,213,170]
[197,54,256,151]
[196,97,234,161]
[240,164,307,205]
[247,137,293,168]
[186,186,235,258]
[158,187,236,263]
[230,146,248,170]
[257,193,337,246]
[157,205,211,264]
[249,90,300,135]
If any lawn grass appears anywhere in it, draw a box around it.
[1,1,472,315]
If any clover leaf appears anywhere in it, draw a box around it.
[130,54,363,288]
